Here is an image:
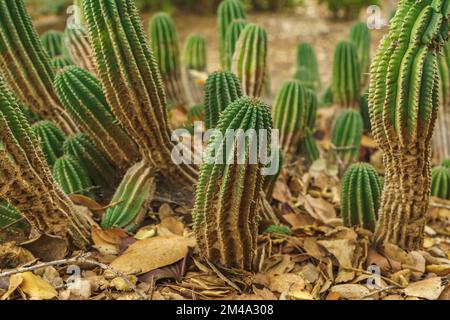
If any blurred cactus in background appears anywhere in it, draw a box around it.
[64,27,96,75]
[225,19,248,70]
[349,22,371,87]
[183,34,208,105]
[295,43,320,92]
[41,30,66,59]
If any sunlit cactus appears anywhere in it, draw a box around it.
[341,163,382,231]
[52,56,74,71]
[149,12,186,107]
[0,201,26,230]
[295,42,321,92]
[232,23,268,97]
[64,27,96,74]
[431,166,450,200]
[31,120,66,167]
[54,66,140,170]
[225,19,248,70]
[41,30,65,59]
[102,160,155,232]
[218,0,247,69]
[300,128,320,165]
[193,97,272,271]
[0,0,78,134]
[53,155,94,197]
[332,41,361,109]
[204,71,243,129]
[182,34,207,105]
[349,22,371,86]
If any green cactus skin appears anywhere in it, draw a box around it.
[332,41,361,109]
[218,0,247,69]
[83,0,197,187]
[64,27,96,74]
[149,12,186,107]
[331,110,363,169]
[442,158,450,168]
[63,133,118,191]
[300,128,320,165]
[359,92,371,132]
[341,163,382,231]
[295,43,321,92]
[204,71,243,130]
[225,19,248,71]
[53,155,94,197]
[41,30,65,59]
[102,160,155,232]
[0,201,26,230]
[273,80,317,159]
[0,76,90,248]
[31,120,66,167]
[349,22,371,87]
[431,166,450,200]
[0,0,78,134]
[305,88,318,130]
[321,86,334,106]
[193,96,272,271]
[369,0,450,250]
[265,225,291,236]
[54,66,140,170]
[187,104,205,123]
[52,56,74,71]
[232,23,268,97]
[183,34,207,72]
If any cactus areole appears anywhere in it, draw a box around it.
[369,0,450,250]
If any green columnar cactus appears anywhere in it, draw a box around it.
[148,12,186,107]
[232,23,268,97]
[187,104,205,123]
[0,201,26,230]
[0,76,90,248]
[63,133,118,191]
[183,34,207,72]
[54,66,140,169]
[305,88,318,130]
[83,0,197,187]
[321,86,334,106]
[263,150,283,200]
[331,110,363,169]
[53,155,94,197]
[225,19,248,70]
[204,71,243,129]
[218,0,247,69]
[0,0,78,134]
[431,166,450,200]
[442,158,450,168]
[359,92,371,131]
[102,160,155,232]
[300,128,320,165]
[369,0,450,250]
[52,56,74,71]
[332,41,361,109]
[349,22,371,87]
[193,97,272,271]
[341,163,382,231]
[31,120,66,167]
[295,43,321,92]
[64,27,96,74]
[41,30,65,59]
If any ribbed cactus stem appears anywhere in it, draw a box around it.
[204,71,243,129]
[41,30,65,59]
[0,0,78,134]
[218,0,247,69]
[53,155,94,197]
[54,66,140,169]
[0,201,25,230]
[182,34,207,106]
[52,56,74,71]
[225,19,248,70]
[31,120,66,167]
[300,128,320,165]
[83,0,197,187]
[193,96,272,271]
[341,163,382,231]
[369,0,450,250]
[295,42,321,91]
[349,22,371,87]
[431,166,450,200]
[149,12,186,107]
[232,23,268,98]
[64,27,96,74]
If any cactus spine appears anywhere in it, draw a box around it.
[295,43,321,92]
[148,12,186,107]
[332,41,361,109]
[41,30,66,59]
[0,0,78,134]
[31,120,66,167]
[64,27,96,74]
[369,0,450,250]
[341,163,382,231]
[218,0,247,69]
[53,155,94,197]
[102,160,155,232]
[193,97,272,271]
[83,0,197,187]
[204,71,243,130]
[232,23,268,98]
[431,166,450,200]
[349,22,371,87]
[225,19,248,70]
[182,34,207,105]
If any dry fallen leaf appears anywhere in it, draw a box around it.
[267,273,306,294]
[18,272,57,300]
[92,227,128,255]
[404,277,444,300]
[330,284,370,300]
[160,217,185,236]
[303,195,336,224]
[318,239,355,268]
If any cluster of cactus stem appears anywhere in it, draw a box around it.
[295,43,321,92]
[431,166,450,200]
[31,120,66,167]
[348,22,371,87]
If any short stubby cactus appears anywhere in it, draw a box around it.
[55,66,140,170]
[182,34,207,105]
[218,0,247,69]
[431,166,450,200]
[53,155,94,197]
[369,0,450,250]
[0,201,26,230]
[148,12,186,107]
[225,19,248,70]
[331,110,363,169]
[102,160,155,232]
[63,133,118,191]
[52,56,74,71]
[193,96,272,271]
[349,22,371,87]
[204,71,243,129]
[295,43,321,92]
[64,27,96,74]
[31,120,66,167]
[232,23,268,97]
[41,30,65,59]
[300,128,320,165]
[332,41,361,109]
[341,163,382,231]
